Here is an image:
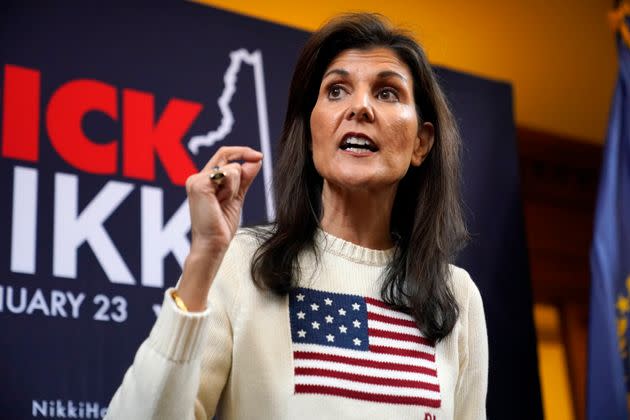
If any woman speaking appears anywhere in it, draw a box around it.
[106,13,488,420]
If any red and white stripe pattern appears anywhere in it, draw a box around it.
[290,289,441,408]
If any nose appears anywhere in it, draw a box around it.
[345,91,374,122]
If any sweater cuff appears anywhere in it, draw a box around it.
[146,288,211,363]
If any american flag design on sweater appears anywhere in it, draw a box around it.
[289,287,441,408]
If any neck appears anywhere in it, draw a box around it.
[319,181,397,250]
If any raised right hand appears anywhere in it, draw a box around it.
[177,146,263,311]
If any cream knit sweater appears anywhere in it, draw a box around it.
[105,229,488,420]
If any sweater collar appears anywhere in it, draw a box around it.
[315,228,395,266]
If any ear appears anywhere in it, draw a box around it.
[411,121,434,166]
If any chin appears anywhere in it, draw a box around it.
[327,175,392,192]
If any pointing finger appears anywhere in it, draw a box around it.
[203,146,263,172]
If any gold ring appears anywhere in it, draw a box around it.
[209,166,226,185]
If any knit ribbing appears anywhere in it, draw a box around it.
[146,289,212,363]
[315,228,395,266]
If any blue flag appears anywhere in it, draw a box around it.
[587,31,630,420]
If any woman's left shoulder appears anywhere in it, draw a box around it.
[447,264,483,309]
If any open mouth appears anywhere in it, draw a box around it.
[339,134,378,153]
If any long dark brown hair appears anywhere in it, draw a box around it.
[250,13,468,342]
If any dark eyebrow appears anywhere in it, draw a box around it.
[322,68,349,79]
[322,68,408,83]
[377,70,407,82]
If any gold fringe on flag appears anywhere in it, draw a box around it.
[609,0,630,50]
